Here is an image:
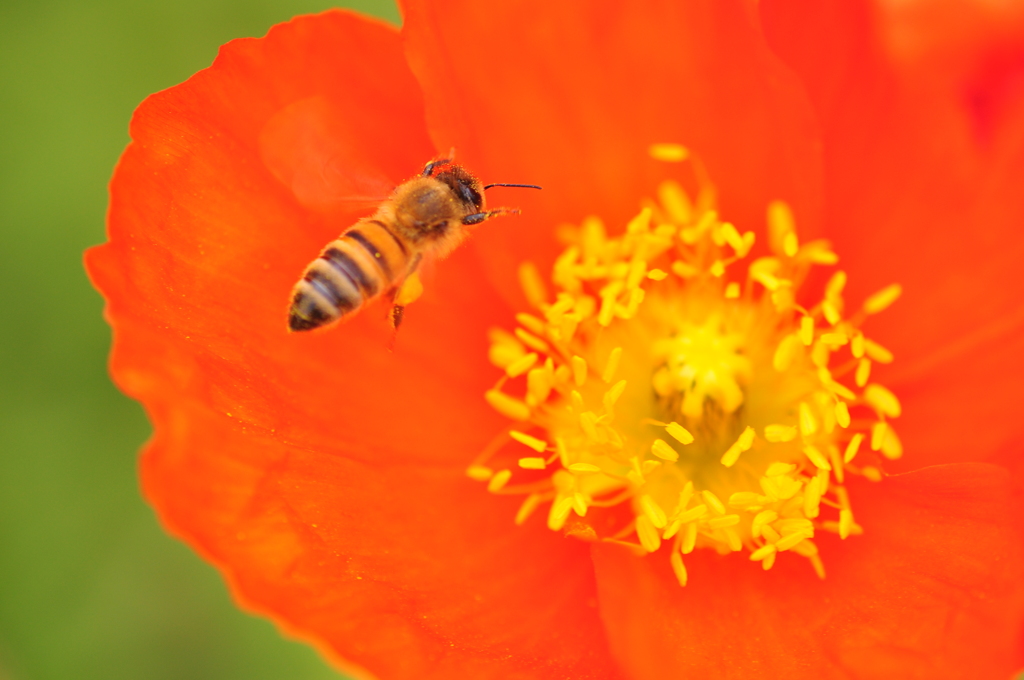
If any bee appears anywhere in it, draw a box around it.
[288,155,540,333]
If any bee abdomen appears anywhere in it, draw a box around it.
[288,234,392,332]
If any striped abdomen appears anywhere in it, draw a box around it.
[289,219,409,332]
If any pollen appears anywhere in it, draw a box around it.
[470,147,903,585]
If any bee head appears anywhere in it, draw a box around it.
[427,162,485,211]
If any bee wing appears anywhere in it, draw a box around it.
[259,96,398,214]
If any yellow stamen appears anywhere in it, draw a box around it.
[649,143,690,162]
[510,430,548,453]
[474,156,902,587]
[665,422,694,445]
[863,284,902,314]
[518,457,546,470]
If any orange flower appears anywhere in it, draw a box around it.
[86,1,1024,678]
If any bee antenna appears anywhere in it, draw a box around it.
[483,183,543,190]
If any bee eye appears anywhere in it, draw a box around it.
[457,182,481,208]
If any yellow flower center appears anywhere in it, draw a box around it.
[468,145,903,585]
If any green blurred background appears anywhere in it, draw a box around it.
[0,1,397,678]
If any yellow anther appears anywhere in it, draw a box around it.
[675,481,695,512]
[649,143,689,162]
[506,352,539,378]
[518,457,546,470]
[773,333,801,372]
[838,509,854,539]
[825,271,847,300]
[834,401,851,428]
[579,411,605,442]
[647,268,668,281]
[879,424,903,460]
[602,380,627,411]
[626,258,648,289]
[681,522,699,554]
[510,430,548,453]
[864,339,894,363]
[750,544,777,562]
[855,358,871,387]
[488,328,527,368]
[803,477,822,518]
[764,424,797,443]
[724,282,741,299]
[728,492,762,507]
[783,231,799,258]
[851,332,865,358]
[640,495,668,529]
[487,469,512,492]
[760,525,782,543]
[701,490,726,515]
[723,527,743,552]
[862,466,883,482]
[570,390,585,413]
[708,515,741,529]
[864,384,901,418]
[518,262,548,308]
[672,260,699,278]
[803,445,832,471]
[863,283,902,314]
[802,240,839,265]
[765,462,796,477]
[514,316,545,340]
[843,433,864,463]
[636,514,662,552]
[658,180,693,223]
[515,327,550,353]
[514,493,542,525]
[820,332,848,347]
[676,504,708,524]
[710,260,726,277]
[767,200,796,257]
[573,493,589,516]
[485,390,530,420]
[822,299,841,326]
[870,422,888,451]
[603,347,623,383]
[670,551,688,586]
[720,425,755,467]
[526,367,552,405]
[651,439,679,462]
[799,315,815,346]
[799,401,818,436]
[571,355,588,387]
[751,510,778,538]
[776,531,812,552]
[548,496,574,530]
[466,465,493,481]
[816,466,830,496]
[665,422,695,445]
[568,463,601,473]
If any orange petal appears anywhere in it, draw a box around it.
[140,404,620,680]
[592,463,1024,679]
[86,10,503,469]
[762,0,1024,469]
[88,10,619,678]
[401,0,824,303]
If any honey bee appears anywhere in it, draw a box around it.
[288,155,539,333]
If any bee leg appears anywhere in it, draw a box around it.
[386,304,405,352]
[462,207,520,225]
